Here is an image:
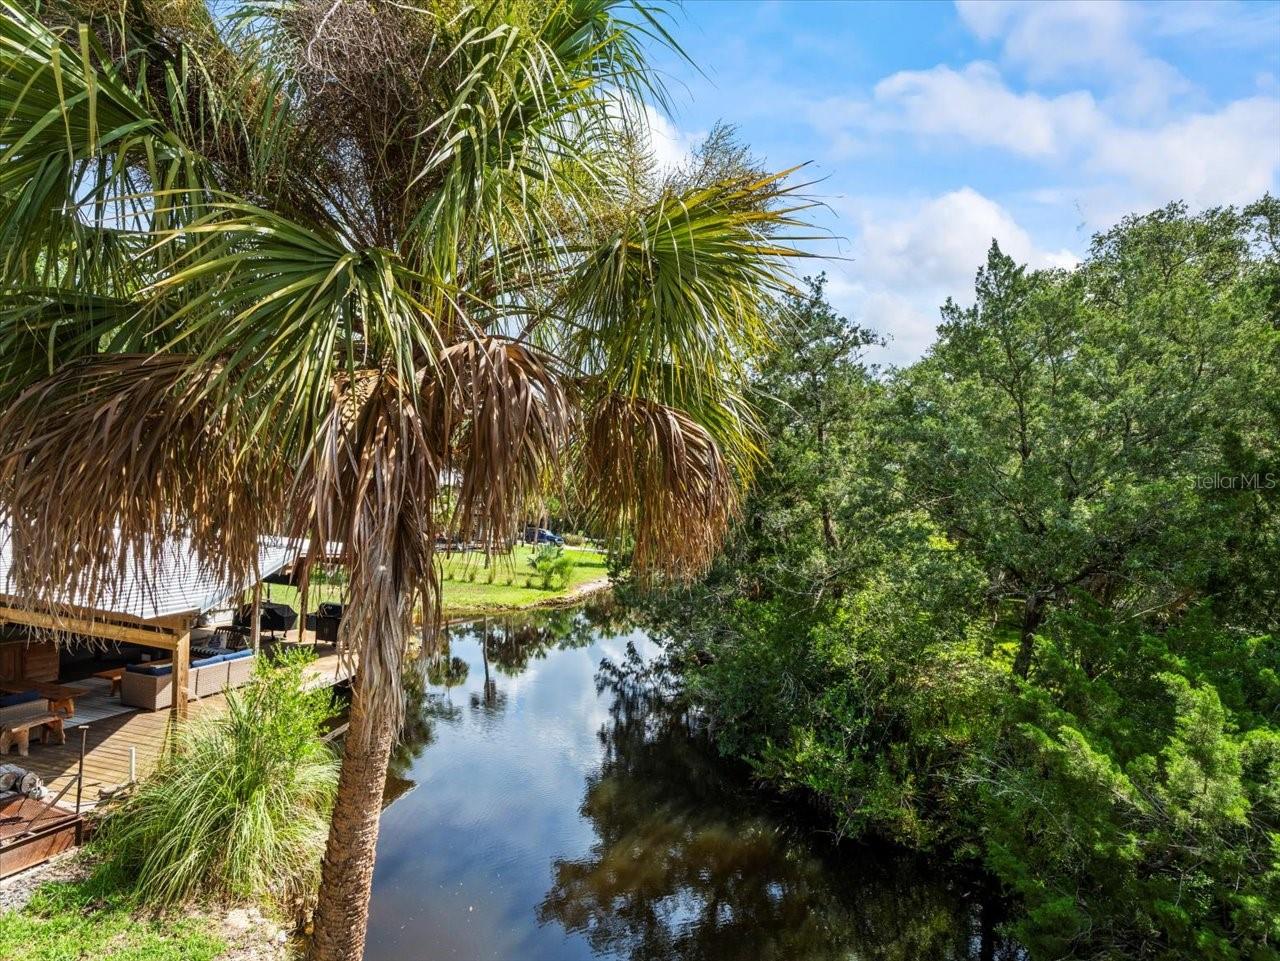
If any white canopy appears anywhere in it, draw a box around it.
[0,523,298,622]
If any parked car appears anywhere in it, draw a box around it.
[524,527,564,546]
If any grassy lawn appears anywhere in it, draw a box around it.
[0,878,226,961]
[436,545,608,614]
[255,546,608,619]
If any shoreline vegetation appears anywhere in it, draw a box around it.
[0,652,339,961]
[0,857,287,961]
[619,201,1280,961]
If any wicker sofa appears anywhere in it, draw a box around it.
[121,648,257,711]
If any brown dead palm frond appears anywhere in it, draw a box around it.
[578,392,737,581]
[434,337,571,548]
[285,371,443,740]
[0,353,281,611]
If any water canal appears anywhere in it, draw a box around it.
[363,602,1019,961]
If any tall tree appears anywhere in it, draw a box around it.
[891,205,1279,677]
[0,2,809,956]
[752,276,880,556]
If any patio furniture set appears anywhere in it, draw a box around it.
[0,598,342,754]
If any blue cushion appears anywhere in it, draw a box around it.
[126,663,172,677]
[0,690,41,708]
[221,649,254,662]
[190,654,225,669]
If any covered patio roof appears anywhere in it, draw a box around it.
[0,524,301,718]
[0,525,298,621]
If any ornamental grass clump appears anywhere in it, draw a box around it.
[93,652,339,909]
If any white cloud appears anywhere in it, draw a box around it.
[1089,97,1280,208]
[1147,0,1280,48]
[956,1,1138,77]
[855,289,939,365]
[833,62,1280,219]
[827,189,1078,365]
[856,188,1077,289]
[953,0,1190,114]
[643,105,703,173]
[872,62,1100,157]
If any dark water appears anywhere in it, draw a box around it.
[363,603,1019,961]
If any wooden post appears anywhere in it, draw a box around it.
[172,629,191,721]
[250,581,262,654]
[298,560,311,649]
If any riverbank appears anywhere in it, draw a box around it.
[0,853,290,961]
[258,546,610,620]
[437,546,610,617]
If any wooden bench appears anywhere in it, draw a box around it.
[0,681,89,719]
[0,713,65,757]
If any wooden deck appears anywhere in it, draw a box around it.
[9,646,352,810]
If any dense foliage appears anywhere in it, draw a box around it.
[93,653,339,909]
[621,200,1280,960]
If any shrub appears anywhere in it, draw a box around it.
[563,533,584,547]
[92,651,339,909]
[528,544,575,589]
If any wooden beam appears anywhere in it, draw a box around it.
[250,581,262,653]
[0,604,179,650]
[298,560,311,648]
[171,630,191,721]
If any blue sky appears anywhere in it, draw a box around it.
[642,0,1280,363]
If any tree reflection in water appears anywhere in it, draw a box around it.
[445,599,632,679]
[385,656,461,806]
[538,644,1022,961]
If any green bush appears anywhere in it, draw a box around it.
[646,578,1280,960]
[528,544,575,589]
[92,651,339,909]
[562,533,584,547]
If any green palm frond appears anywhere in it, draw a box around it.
[561,169,816,399]
[135,203,444,450]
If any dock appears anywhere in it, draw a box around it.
[11,647,352,810]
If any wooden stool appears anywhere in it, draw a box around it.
[0,713,64,757]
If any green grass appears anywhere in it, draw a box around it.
[257,546,608,618]
[437,546,608,614]
[0,876,226,961]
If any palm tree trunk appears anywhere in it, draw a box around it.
[308,686,396,961]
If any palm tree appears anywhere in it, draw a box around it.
[0,2,809,957]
